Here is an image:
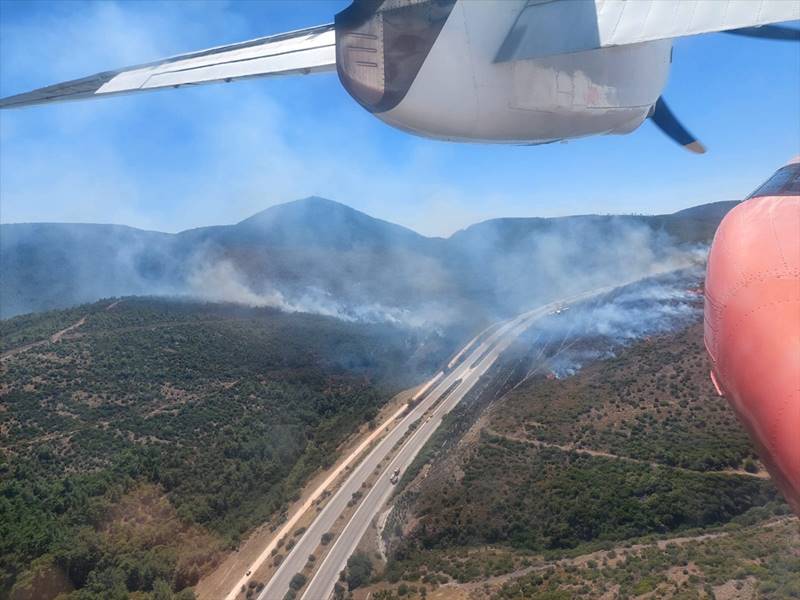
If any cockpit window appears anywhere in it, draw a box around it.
[747,162,800,198]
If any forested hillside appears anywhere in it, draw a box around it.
[364,323,798,600]
[0,298,442,599]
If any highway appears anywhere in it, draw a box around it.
[258,290,607,600]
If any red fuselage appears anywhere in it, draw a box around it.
[704,158,800,515]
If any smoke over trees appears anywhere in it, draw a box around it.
[0,197,736,328]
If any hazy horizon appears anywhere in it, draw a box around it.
[1,1,798,237]
[0,194,739,238]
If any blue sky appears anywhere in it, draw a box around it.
[0,1,798,237]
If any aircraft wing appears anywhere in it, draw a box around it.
[496,0,800,61]
[0,23,335,109]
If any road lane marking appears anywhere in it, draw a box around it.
[224,395,420,600]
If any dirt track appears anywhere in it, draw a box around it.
[2,316,88,360]
[485,429,770,479]
[1,299,122,360]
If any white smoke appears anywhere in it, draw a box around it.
[523,265,706,378]
[184,257,451,328]
[187,259,292,310]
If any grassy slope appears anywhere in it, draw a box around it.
[0,298,430,599]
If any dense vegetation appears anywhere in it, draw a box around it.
[491,323,758,472]
[491,511,799,600]
[371,510,798,600]
[345,552,373,590]
[398,438,774,555]
[0,303,92,352]
[1,298,436,599]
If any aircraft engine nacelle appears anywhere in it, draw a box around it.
[704,158,800,515]
[335,0,672,144]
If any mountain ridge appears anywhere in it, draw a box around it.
[0,196,738,240]
[0,197,738,320]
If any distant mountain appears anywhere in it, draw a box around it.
[233,196,433,250]
[0,198,737,320]
[172,197,455,324]
[650,200,740,243]
[0,223,177,317]
[450,200,737,247]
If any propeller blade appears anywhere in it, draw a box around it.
[649,98,706,154]
[725,25,800,41]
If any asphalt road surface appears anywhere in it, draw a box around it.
[259,289,611,600]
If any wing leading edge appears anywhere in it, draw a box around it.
[0,23,335,109]
[496,0,800,62]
